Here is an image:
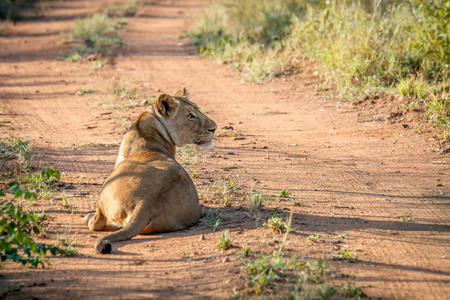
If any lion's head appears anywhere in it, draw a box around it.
[154,88,217,148]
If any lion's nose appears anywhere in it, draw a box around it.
[208,121,217,134]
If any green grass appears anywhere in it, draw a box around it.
[217,230,235,250]
[0,137,34,173]
[337,249,358,263]
[217,129,241,137]
[201,208,226,228]
[189,171,200,179]
[203,174,240,206]
[279,189,290,199]
[188,0,450,142]
[64,13,126,60]
[264,215,287,234]
[240,252,364,298]
[292,200,302,206]
[104,1,142,17]
[75,88,95,96]
[112,86,134,96]
[306,233,321,242]
[54,227,78,256]
[24,168,60,200]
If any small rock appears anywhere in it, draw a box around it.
[222,257,230,263]
[199,234,205,241]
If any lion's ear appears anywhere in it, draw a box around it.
[155,94,179,119]
[174,87,189,98]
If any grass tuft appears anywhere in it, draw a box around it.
[64,13,126,60]
[217,230,235,250]
[264,215,287,234]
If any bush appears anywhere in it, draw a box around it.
[189,0,450,141]
[288,0,449,98]
[68,13,126,57]
[0,168,64,268]
[0,0,35,21]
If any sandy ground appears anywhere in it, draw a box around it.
[0,0,449,299]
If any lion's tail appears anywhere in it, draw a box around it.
[94,202,149,254]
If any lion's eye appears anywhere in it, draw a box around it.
[187,113,196,120]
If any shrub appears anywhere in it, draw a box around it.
[1,168,64,267]
[68,13,125,58]
[0,0,35,21]
[189,0,450,141]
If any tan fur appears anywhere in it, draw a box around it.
[83,88,217,254]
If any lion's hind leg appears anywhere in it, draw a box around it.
[83,206,107,231]
[94,201,150,254]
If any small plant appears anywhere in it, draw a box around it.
[96,97,115,109]
[264,215,287,234]
[400,217,415,222]
[25,168,60,200]
[75,88,95,96]
[241,252,338,297]
[338,249,358,263]
[223,194,233,207]
[178,145,198,153]
[0,137,34,172]
[306,233,321,242]
[292,200,302,206]
[217,129,241,137]
[54,228,78,256]
[112,86,133,96]
[189,171,200,179]
[246,190,272,215]
[392,133,399,144]
[201,208,226,228]
[206,175,240,203]
[279,189,290,199]
[339,281,366,299]
[66,52,82,62]
[91,59,107,70]
[217,230,235,250]
[212,219,221,232]
[177,144,209,168]
[60,192,71,207]
[142,96,157,106]
[239,246,250,259]
[59,191,75,213]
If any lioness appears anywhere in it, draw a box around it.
[84,88,217,254]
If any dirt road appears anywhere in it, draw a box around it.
[1,0,449,299]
